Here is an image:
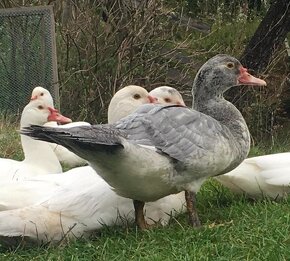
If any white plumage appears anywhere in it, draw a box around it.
[0,166,185,243]
[215,153,290,199]
[31,86,89,167]
[0,100,71,180]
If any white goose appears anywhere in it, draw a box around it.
[215,153,290,199]
[22,55,267,229]
[0,86,186,244]
[31,86,89,167]
[0,100,71,180]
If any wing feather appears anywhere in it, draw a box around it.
[114,104,227,162]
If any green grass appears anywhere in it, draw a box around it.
[1,119,290,260]
[1,180,290,260]
[0,114,23,160]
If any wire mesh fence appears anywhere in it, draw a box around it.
[0,5,58,116]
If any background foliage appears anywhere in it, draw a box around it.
[0,0,289,144]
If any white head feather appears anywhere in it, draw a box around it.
[30,86,54,107]
[108,85,156,124]
[149,86,185,106]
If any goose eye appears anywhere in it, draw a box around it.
[164,98,171,103]
[133,94,141,99]
[38,105,44,110]
[227,62,234,69]
[40,93,44,96]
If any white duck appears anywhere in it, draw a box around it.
[31,87,90,130]
[0,86,186,244]
[149,86,186,106]
[0,100,71,180]
[22,55,266,229]
[108,85,157,123]
[215,153,290,199]
[31,86,90,167]
[0,167,185,244]
[30,86,54,107]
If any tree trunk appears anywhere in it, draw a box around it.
[240,0,290,73]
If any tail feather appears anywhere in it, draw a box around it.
[21,125,124,157]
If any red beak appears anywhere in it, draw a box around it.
[47,107,72,124]
[148,95,158,103]
[238,67,266,86]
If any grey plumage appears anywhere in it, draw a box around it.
[114,104,226,163]
[23,103,231,165]
[21,124,125,157]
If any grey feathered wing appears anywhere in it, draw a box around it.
[21,104,226,164]
[114,104,225,162]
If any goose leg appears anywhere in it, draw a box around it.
[185,190,201,227]
[133,199,150,230]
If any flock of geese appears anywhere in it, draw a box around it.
[1,54,290,245]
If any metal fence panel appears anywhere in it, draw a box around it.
[0,5,59,115]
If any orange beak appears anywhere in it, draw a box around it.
[238,67,266,86]
[47,107,72,124]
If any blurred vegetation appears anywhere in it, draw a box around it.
[0,11,55,114]
[0,0,289,146]
[0,113,23,160]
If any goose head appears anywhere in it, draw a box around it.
[149,86,186,106]
[30,86,54,107]
[108,85,157,124]
[192,54,266,105]
[20,100,71,128]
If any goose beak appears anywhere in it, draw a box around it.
[238,67,267,86]
[148,95,158,103]
[47,107,72,124]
